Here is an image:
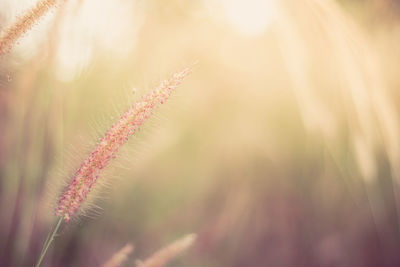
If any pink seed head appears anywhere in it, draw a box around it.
[55,67,191,221]
[0,0,58,55]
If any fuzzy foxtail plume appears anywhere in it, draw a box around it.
[55,67,191,221]
[0,0,59,55]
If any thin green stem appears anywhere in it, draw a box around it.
[35,217,63,267]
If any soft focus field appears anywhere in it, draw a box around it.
[1,0,400,266]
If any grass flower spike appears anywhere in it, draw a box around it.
[137,234,197,267]
[0,0,58,55]
[55,67,191,221]
[102,243,134,267]
[35,67,190,267]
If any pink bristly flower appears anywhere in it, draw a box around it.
[0,0,59,55]
[55,67,191,221]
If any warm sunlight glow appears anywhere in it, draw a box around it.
[2,0,400,266]
[221,0,276,36]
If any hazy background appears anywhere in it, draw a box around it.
[1,0,400,266]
